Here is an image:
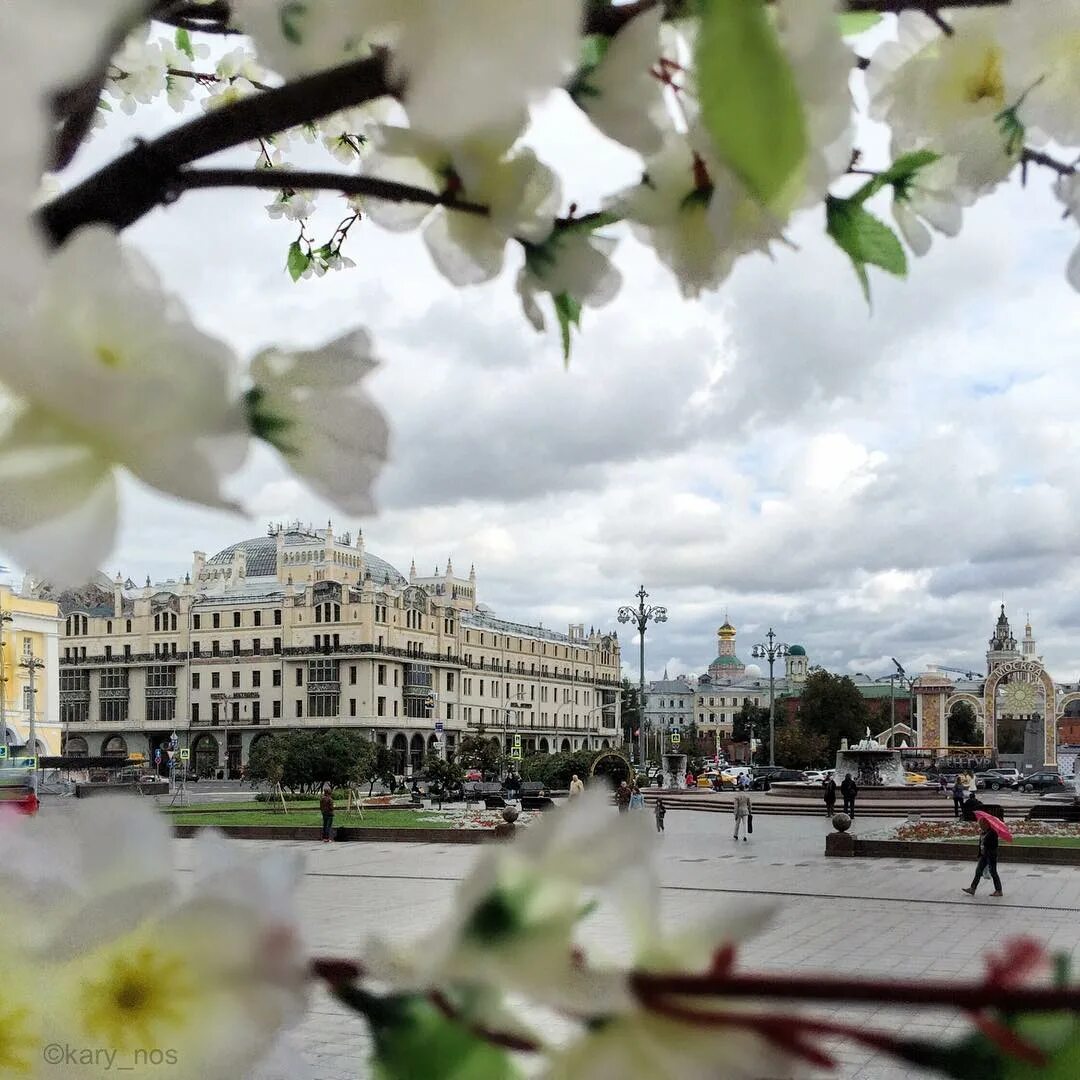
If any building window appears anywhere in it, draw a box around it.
[273,700,281,718]
[309,693,339,718]
[231,671,240,689]
[350,665,357,685]
[22,637,32,656]
[147,666,175,689]
[211,672,220,689]
[232,639,240,654]
[446,671,455,692]
[252,701,261,722]
[124,644,131,660]
[100,667,128,690]
[446,703,453,720]
[274,609,282,625]
[22,686,33,711]
[272,669,281,687]
[125,619,131,633]
[212,640,220,656]
[377,697,386,716]
[104,645,112,660]
[377,664,386,685]
[106,620,112,634]
[60,669,88,693]
[231,702,240,723]
[193,614,201,630]
[296,668,303,686]
[349,698,356,717]
[254,611,262,627]
[233,611,241,628]
[191,703,200,724]
[213,613,220,629]
[192,642,200,657]
[100,699,128,724]
[212,703,220,724]
[252,670,261,688]
[295,699,303,718]
[146,697,176,724]
[273,637,282,654]
[253,638,261,654]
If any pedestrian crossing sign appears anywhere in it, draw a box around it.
[0,746,7,759]
[510,746,522,760]
[178,748,190,761]
[513,733,521,747]
[670,731,681,746]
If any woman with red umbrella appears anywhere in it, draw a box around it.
[962,811,1011,898]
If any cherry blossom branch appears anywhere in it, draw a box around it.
[39,52,392,246]
[1021,147,1078,177]
[633,969,1080,1011]
[175,167,490,216]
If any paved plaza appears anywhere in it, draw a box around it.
[174,807,1080,1080]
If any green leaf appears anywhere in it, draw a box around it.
[1007,1014,1080,1079]
[280,1,307,45]
[852,150,941,204]
[243,387,295,454]
[553,292,583,364]
[174,27,194,61]
[695,0,807,208]
[286,240,309,282]
[838,11,882,37]
[825,195,907,303]
[337,989,519,1080]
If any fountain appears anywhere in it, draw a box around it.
[661,752,687,790]
[833,728,908,788]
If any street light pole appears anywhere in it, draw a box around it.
[752,629,789,768]
[0,609,12,755]
[20,654,45,776]
[617,585,667,767]
[891,658,914,739]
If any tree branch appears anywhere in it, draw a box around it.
[39,52,392,246]
[1021,147,1077,177]
[177,167,489,216]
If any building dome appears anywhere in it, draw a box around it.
[710,654,744,668]
[787,644,806,656]
[206,530,407,586]
[717,620,736,636]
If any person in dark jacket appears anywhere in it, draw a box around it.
[616,780,631,814]
[823,776,837,818]
[962,817,1003,896]
[320,785,335,842]
[840,773,858,817]
[952,777,966,819]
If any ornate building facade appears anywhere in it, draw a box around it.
[31,524,622,777]
[0,584,61,756]
[915,605,1077,769]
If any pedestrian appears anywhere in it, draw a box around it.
[952,776,966,819]
[733,789,752,842]
[962,816,1003,897]
[616,780,631,814]
[569,773,585,798]
[938,773,948,796]
[655,798,666,833]
[965,770,977,798]
[629,783,645,811]
[686,770,695,788]
[840,773,858,818]
[823,775,837,818]
[320,784,335,843]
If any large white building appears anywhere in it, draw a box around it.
[31,523,622,777]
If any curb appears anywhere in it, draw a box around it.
[826,836,1080,866]
[171,824,501,843]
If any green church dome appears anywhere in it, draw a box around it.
[787,645,806,656]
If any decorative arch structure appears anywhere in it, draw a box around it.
[943,693,984,720]
[983,659,1057,767]
[590,750,631,787]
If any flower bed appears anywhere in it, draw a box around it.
[880,820,1080,843]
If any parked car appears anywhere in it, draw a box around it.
[1015,772,1068,793]
[904,771,928,784]
[983,767,1021,784]
[974,771,1013,791]
[802,770,829,784]
[750,769,807,791]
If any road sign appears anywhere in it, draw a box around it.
[435,721,444,733]
[0,746,7,759]
[670,731,681,747]
[178,748,190,761]
[510,746,522,760]
[513,733,521,747]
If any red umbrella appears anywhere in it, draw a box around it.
[974,810,1013,842]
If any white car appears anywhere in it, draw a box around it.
[803,770,829,784]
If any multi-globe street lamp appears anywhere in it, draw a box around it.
[891,658,916,740]
[617,585,667,767]
[751,629,788,767]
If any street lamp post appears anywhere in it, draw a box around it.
[0,608,12,755]
[617,585,667,767]
[751,629,789,768]
[20,654,46,779]
[891,658,915,740]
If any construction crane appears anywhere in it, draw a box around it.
[935,665,983,681]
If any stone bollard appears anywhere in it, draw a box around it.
[825,812,855,857]
[493,805,519,840]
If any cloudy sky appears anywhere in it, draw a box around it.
[11,16,1080,685]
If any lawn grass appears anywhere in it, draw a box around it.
[166,808,452,829]
[161,799,319,813]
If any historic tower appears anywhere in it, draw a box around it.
[708,620,746,683]
[986,604,1019,673]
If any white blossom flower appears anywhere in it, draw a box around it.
[216,45,266,84]
[106,33,168,115]
[516,222,622,333]
[247,329,389,515]
[0,800,306,1080]
[867,11,1020,194]
[1006,0,1080,145]
[570,6,673,156]
[362,789,652,1012]
[235,0,583,138]
[364,124,561,285]
[1054,173,1080,292]
[265,191,316,221]
[608,133,738,298]
[890,154,965,256]
[0,227,248,584]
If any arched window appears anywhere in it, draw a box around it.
[391,733,408,775]
[102,734,128,758]
[410,733,425,774]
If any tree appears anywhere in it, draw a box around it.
[359,742,398,797]
[520,750,598,790]
[733,700,769,744]
[245,730,376,793]
[947,701,982,747]
[796,670,870,759]
[457,729,505,780]
[423,753,465,795]
[773,723,829,770]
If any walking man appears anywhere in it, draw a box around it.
[840,773,858,818]
[733,789,752,842]
[569,773,585,798]
[962,816,1003,897]
[320,784,335,843]
[655,798,666,833]
[823,775,837,818]
[952,776,966,819]
[616,780,631,814]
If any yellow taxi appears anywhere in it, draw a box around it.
[904,771,928,784]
